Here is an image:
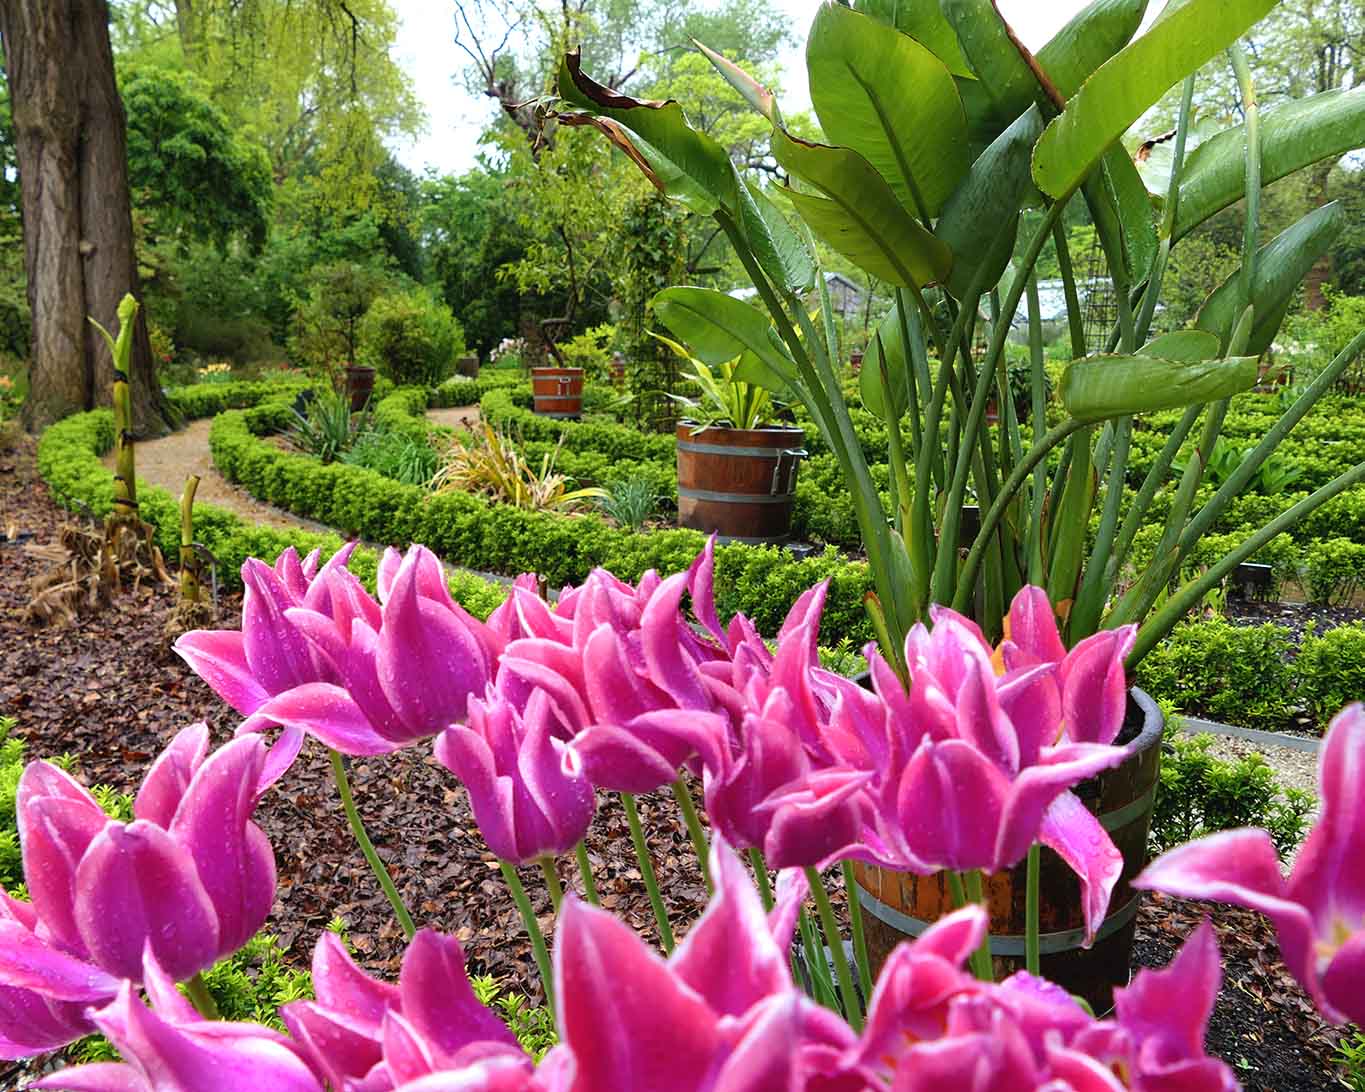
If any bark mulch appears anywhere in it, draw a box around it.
[0,433,1354,1090]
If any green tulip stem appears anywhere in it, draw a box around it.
[329,749,415,939]
[748,848,774,910]
[538,856,564,913]
[842,861,873,1006]
[962,870,995,983]
[573,842,599,906]
[499,859,555,1016]
[184,973,219,1020]
[1026,843,1041,977]
[672,779,713,894]
[622,793,674,952]
[805,867,863,1031]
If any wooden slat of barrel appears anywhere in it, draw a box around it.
[531,367,584,418]
[675,424,804,543]
[853,688,1164,1015]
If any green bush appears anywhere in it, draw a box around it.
[358,290,465,388]
[1303,537,1365,606]
[1296,623,1365,728]
[1151,724,1315,859]
[1135,618,1298,730]
[0,716,23,892]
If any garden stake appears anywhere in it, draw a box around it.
[1026,843,1041,977]
[573,841,599,906]
[806,867,863,1031]
[621,793,674,952]
[184,973,219,1020]
[499,860,554,1016]
[672,778,712,893]
[538,856,564,913]
[842,860,872,1002]
[328,749,415,939]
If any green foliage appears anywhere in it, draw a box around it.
[287,261,392,377]
[342,425,438,486]
[357,290,465,387]
[1336,1027,1365,1092]
[556,323,618,381]
[1297,623,1365,728]
[0,717,23,892]
[1135,618,1298,730]
[1303,537,1365,605]
[596,475,660,529]
[288,387,368,464]
[1151,725,1315,859]
[469,976,557,1059]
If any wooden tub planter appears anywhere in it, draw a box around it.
[531,366,584,418]
[343,364,375,411]
[852,687,1165,1015]
[675,423,806,545]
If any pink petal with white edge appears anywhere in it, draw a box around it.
[896,739,1008,873]
[399,930,518,1054]
[1004,585,1066,668]
[995,742,1130,869]
[1038,791,1122,946]
[17,771,109,956]
[30,1062,145,1091]
[133,723,210,827]
[173,629,269,716]
[245,683,399,755]
[1060,627,1135,746]
[0,921,120,1001]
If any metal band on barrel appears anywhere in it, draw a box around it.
[677,486,795,505]
[676,439,799,458]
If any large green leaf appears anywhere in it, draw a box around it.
[1031,0,1277,199]
[557,52,738,215]
[935,107,1043,300]
[858,306,910,421]
[854,0,974,77]
[1137,330,1219,360]
[808,4,969,219]
[940,0,1039,126]
[771,129,952,288]
[652,287,795,381]
[1173,88,1365,241]
[738,182,817,294]
[692,39,779,123]
[1062,353,1258,421]
[1101,147,1159,282]
[1037,0,1149,99]
[1195,201,1345,354]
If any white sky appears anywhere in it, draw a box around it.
[390,0,1161,177]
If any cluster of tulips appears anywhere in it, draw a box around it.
[0,540,1359,1090]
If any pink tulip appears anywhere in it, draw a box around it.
[33,948,323,1092]
[282,929,523,1090]
[0,725,282,1057]
[1137,702,1365,1026]
[236,546,495,754]
[435,688,595,864]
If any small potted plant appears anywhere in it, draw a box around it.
[659,333,806,545]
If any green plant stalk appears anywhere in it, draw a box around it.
[749,847,775,911]
[954,419,1088,613]
[1070,418,1131,640]
[622,792,674,953]
[672,779,713,894]
[539,856,564,913]
[1178,327,1365,555]
[932,199,1068,606]
[1025,843,1041,977]
[1106,405,1202,583]
[1026,276,1048,585]
[799,907,840,1012]
[185,972,220,1020]
[1229,43,1262,309]
[962,870,995,983]
[805,866,863,1030]
[1135,76,1197,345]
[1046,429,1095,632]
[1129,459,1365,665]
[1052,218,1089,359]
[329,750,415,939]
[573,842,599,906]
[499,860,555,1015]
[842,860,872,1009]
[178,474,201,604]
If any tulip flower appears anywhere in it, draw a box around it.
[435,688,594,865]
[1136,702,1365,1027]
[174,544,358,717]
[0,725,280,1057]
[33,948,323,1092]
[283,929,523,1090]
[236,545,495,754]
[552,840,854,1092]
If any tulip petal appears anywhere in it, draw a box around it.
[74,822,220,983]
[241,559,317,695]
[1038,792,1123,946]
[0,921,120,1001]
[709,994,800,1092]
[246,683,399,755]
[1114,919,1221,1066]
[173,630,270,717]
[30,1062,144,1091]
[1004,586,1066,668]
[640,573,711,710]
[134,723,210,827]
[18,770,109,956]
[685,536,728,650]
[1061,627,1135,746]
[897,740,1008,873]
[400,930,517,1054]
[995,743,1130,869]
[1322,931,1365,1027]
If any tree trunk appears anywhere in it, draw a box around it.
[0,0,173,436]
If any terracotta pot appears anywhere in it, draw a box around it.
[531,366,584,418]
[675,423,806,544]
[344,365,375,411]
[852,688,1164,1015]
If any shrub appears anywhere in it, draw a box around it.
[358,290,465,388]
[1303,537,1365,606]
[1150,724,1315,859]
[0,716,23,892]
[556,323,617,381]
[1134,618,1297,730]
[287,260,390,378]
[1297,623,1365,729]
[288,386,368,464]
[430,423,607,513]
[343,425,438,486]
[596,475,659,529]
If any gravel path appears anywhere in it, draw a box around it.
[426,405,479,430]
[1200,732,1321,797]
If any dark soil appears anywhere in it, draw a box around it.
[0,434,1351,1089]
[1226,593,1365,642]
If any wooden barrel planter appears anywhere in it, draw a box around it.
[676,423,806,545]
[531,366,584,418]
[852,687,1164,1015]
[343,364,375,411]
